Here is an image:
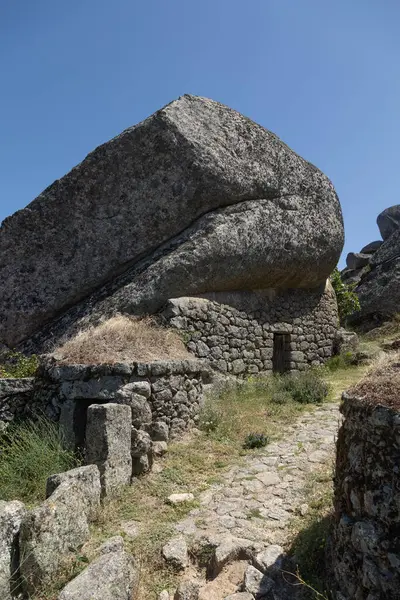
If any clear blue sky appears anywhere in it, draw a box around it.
[1,0,399,268]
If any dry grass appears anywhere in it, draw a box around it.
[349,351,400,409]
[54,315,190,364]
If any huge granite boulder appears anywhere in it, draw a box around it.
[377,205,400,240]
[0,95,343,349]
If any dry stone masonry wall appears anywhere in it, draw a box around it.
[333,392,400,600]
[0,359,208,439]
[163,283,338,376]
[0,378,37,429]
[45,359,207,446]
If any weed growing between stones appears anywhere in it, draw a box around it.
[243,432,269,449]
[0,417,80,504]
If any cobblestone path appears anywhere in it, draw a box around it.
[169,402,341,599]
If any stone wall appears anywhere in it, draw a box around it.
[0,378,39,429]
[332,391,400,600]
[0,359,208,438]
[162,282,338,376]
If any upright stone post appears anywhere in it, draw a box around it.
[85,403,132,497]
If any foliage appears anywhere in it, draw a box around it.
[271,388,293,404]
[0,417,79,504]
[325,351,355,372]
[198,404,224,433]
[276,370,330,405]
[330,267,360,324]
[0,351,39,378]
[243,432,269,449]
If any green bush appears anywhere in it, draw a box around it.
[271,389,293,405]
[0,417,79,504]
[0,351,39,378]
[243,432,269,449]
[277,370,329,405]
[330,267,360,324]
[325,351,355,372]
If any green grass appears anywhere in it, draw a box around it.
[0,417,80,505]
[325,351,355,372]
[274,370,330,404]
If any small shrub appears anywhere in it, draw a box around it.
[279,371,329,405]
[271,389,293,405]
[0,417,79,504]
[325,351,355,372]
[0,352,39,378]
[330,267,360,324]
[198,403,223,434]
[243,432,269,449]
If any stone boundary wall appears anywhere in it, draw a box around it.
[332,391,400,600]
[162,283,338,376]
[0,362,208,598]
[0,359,209,438]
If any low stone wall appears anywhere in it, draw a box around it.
[41,359,207,446]
[0,359,208,443]
[332,391,400,599]
[0,378,38,428]
[162,282,338,376]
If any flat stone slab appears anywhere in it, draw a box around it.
[168,493,194,505]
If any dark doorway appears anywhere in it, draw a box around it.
[272,333,291,374]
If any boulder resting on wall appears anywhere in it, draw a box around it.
[0,95,344,348]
